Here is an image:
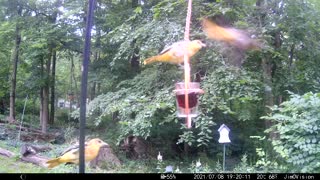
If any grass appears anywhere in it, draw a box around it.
[0,155,123,173]
[0,139,197,173]
[0,138,239,173]
[0,156,48,173]
[0,120,266,173]
[0,137,280,174]
[0,138,155,173]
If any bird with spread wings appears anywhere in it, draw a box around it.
[201,17,262,50]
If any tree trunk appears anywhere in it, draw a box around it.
[47,0,61,125]
[20,144,51,168]
[90,82,96,101]
[130,2,140,72]
[261,57,275,131]
[39,55,44,128]
[69,93,73,119]
[257,0,282,140]
[0,147,15,158]
[39,47,51,134]
[70,57,79,107]
[20,154,50,168]
[69,56,75,111]
[89,51,98,101]
[89,146,121,168]
[8,8,22,123]
[0,99,5,114]
[42,87,49,134]
[130,40,140,73]
[288,44,295,71]
[97,83,101,96]
[39,87,43,128]
[41,49,51,134]
[49,50,56,125]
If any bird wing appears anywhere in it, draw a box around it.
[59,142,88,156]
[57,147,80,164]
[143,40,200,65]
[159,44,174,55]
[159,41,186,55]
[59,144,79,156]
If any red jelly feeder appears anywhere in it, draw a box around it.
[174,82,204,118]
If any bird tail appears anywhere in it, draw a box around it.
[46,158,61,169]
[143,56,157,65]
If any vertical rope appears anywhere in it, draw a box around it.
[184,0,192,41]
[184,0,192,128]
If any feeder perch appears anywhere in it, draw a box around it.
[174,82,204,118]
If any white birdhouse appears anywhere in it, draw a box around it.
[218,124,231,143]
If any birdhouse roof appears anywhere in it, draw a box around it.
[218,124,230,132]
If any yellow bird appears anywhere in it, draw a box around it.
[202,18,261,50]
[46,138,108,169]
[143,40,206,65]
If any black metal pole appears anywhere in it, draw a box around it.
[79,0,95,174]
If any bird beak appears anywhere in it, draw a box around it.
[201,42,206,47]
[101,142,109,148]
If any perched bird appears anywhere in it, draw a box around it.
[202,18,261,50]
[143,40,206,65]
[46,138,108,169]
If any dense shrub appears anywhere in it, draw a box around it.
[263,92,320,172]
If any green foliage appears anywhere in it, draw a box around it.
[177,127,195,146]
[233,154,255,173]
[78,0,268,158]
[195,115,215,147]
[188,159,212,173]
[201,66,262,120]
[1,0,320,173]
[249,136,287,173]
[73,66,179,142]
[0,4,14,100]
[15,98,38,115]
[255,147,278,172]
[156,153,164,173]
[263,92,320,173]
[55,109,71,123]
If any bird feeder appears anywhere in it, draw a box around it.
[174,82,204,118]
[218,124,231,172]
[218,124,231,143]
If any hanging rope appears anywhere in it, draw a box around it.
[183,0,192,128]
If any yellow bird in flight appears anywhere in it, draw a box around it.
[202,18,261,50]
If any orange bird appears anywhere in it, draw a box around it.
[46,138,108,169]
[202,18,261,50]
[143,40,206,65]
